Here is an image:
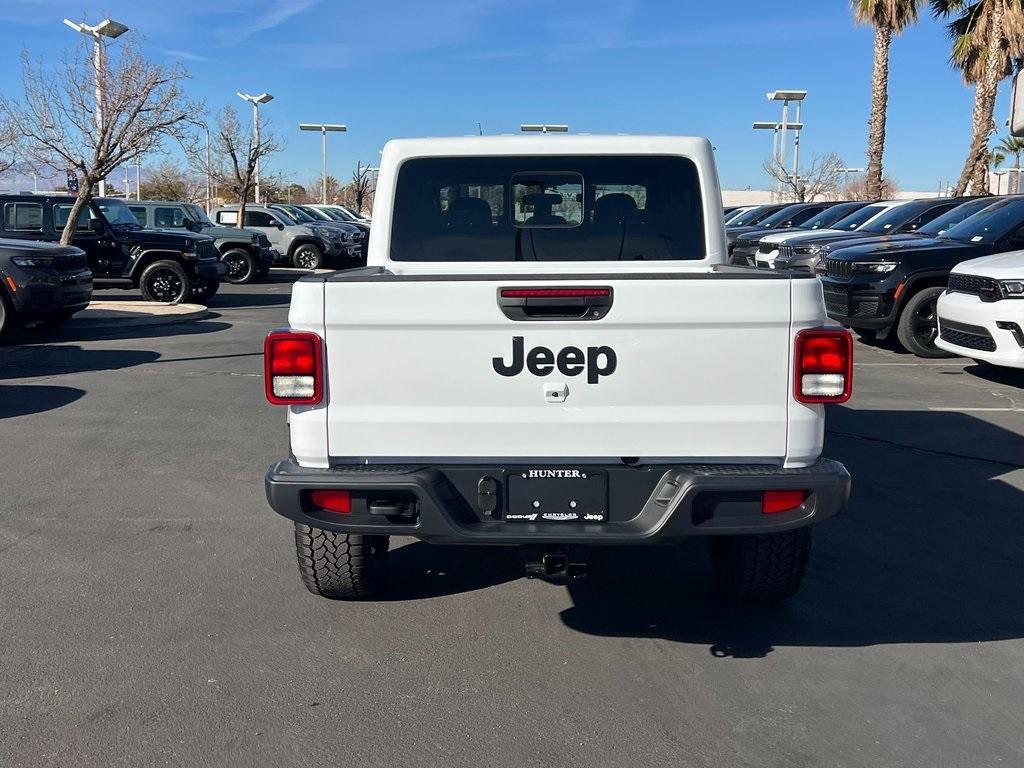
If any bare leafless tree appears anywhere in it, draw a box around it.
[836,172,900,201]
[187,105,281,228]
[763,152,847,202]
[344,161,376,214]
[0,40,196,243]
[138,158,205,202]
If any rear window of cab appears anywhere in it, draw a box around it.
[390,155,705,261]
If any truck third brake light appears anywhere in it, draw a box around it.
[794,329,852,404]
[500,288,610,298]
[264,331,323,405]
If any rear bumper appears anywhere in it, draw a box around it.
[265,459,851,544]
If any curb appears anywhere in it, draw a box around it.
[73,302,210,329]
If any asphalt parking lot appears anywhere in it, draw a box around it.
[2,273,1023,768]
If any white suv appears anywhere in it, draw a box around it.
[936,252,1024,368]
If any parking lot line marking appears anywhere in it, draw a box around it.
[854,363,963,367]
[927,407,1024,412]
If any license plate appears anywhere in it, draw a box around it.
[506,469,607,523]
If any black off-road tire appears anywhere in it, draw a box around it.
[711,528,812,601]
[139,260,191,304]
[189,279,219,303]
[895,286,953,359]
[0,291,12,339]
[293,524,389,599]
[222,248,256,284]
[292,243,325,270]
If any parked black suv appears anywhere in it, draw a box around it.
[0,237,92,337]
[0,194,225,304]
[820,196,1024,357]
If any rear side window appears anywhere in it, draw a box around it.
[154,206,186,228]
[390,155,705,261]
[53,204,92,231]
[128,206,148,225]
[4,202,42,231]
[245,211,276,227]
[217,210,238,225]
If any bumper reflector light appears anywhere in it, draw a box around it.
[762,490,807,514]
[310,490,352,514]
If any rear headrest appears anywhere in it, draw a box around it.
[523,193,563,207]
[593,193,638,226]
[446,196,492,227]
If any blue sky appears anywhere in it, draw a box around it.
[0,0,990,192]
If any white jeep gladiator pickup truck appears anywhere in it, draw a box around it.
[264,135,852,602]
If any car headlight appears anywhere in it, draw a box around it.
[11,256,55,268]
[850,261,898,274]
[793,245,822,256]
[999,280,1024,297]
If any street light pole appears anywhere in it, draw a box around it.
[237,92,274,203]
[63,17,130,197]
[520,124,570,133]
[767,90,807,189]
[299,123,347,204]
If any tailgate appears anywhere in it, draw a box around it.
[323,275,792,461]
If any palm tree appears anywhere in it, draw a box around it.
[933,0,1024,194]
[851,0,924,200]
[997,134,1024,191]
[991,148,1007,191]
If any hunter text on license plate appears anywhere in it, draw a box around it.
[506,469,608,523]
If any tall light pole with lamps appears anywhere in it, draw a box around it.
[753,120,804,201]
[766,90,806,186]
[237,92,274,203]
[520,124,569,133]
[299,123,347,204]
[63,17,130,197]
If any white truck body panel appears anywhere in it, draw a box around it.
[284,135,831,469]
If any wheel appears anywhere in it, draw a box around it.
[0,291,11,339]
[711,528,811,601]
[292,243,325,270]
[189,279,219,303]
[293,524,389,599]
[895,286,954,358]
[221,248,256,284]
[139,260,191,304]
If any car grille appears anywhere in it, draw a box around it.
[758,241,775,254]
[54,252,88,271]
[776,245,792,260]
[940,323,997,352]
[197,240,219,261]
[824,258,853,279]
[822,286,849,315]
[948,273,1000,301]
[854,297,880,317]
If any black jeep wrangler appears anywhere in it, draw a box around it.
[0,194,225,304]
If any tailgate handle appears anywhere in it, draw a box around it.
[498,287,613,321]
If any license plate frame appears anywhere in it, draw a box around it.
[505,469,608,523]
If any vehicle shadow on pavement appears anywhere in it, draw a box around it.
[9,319,231,345]
[379,541,521,600]
[560,408,1024,656]
[205,292,292,310]
[0,345,161,381]
[960,362,1024,388]
[0,384,85,418]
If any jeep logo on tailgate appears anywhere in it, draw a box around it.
[493,336,617,383]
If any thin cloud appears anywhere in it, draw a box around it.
[155,48,213,63]
[239,0,322,40]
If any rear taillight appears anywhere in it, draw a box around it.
[264,331,323,405]
[794,328,852,404]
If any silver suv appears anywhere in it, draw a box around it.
[210,204,360,269]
